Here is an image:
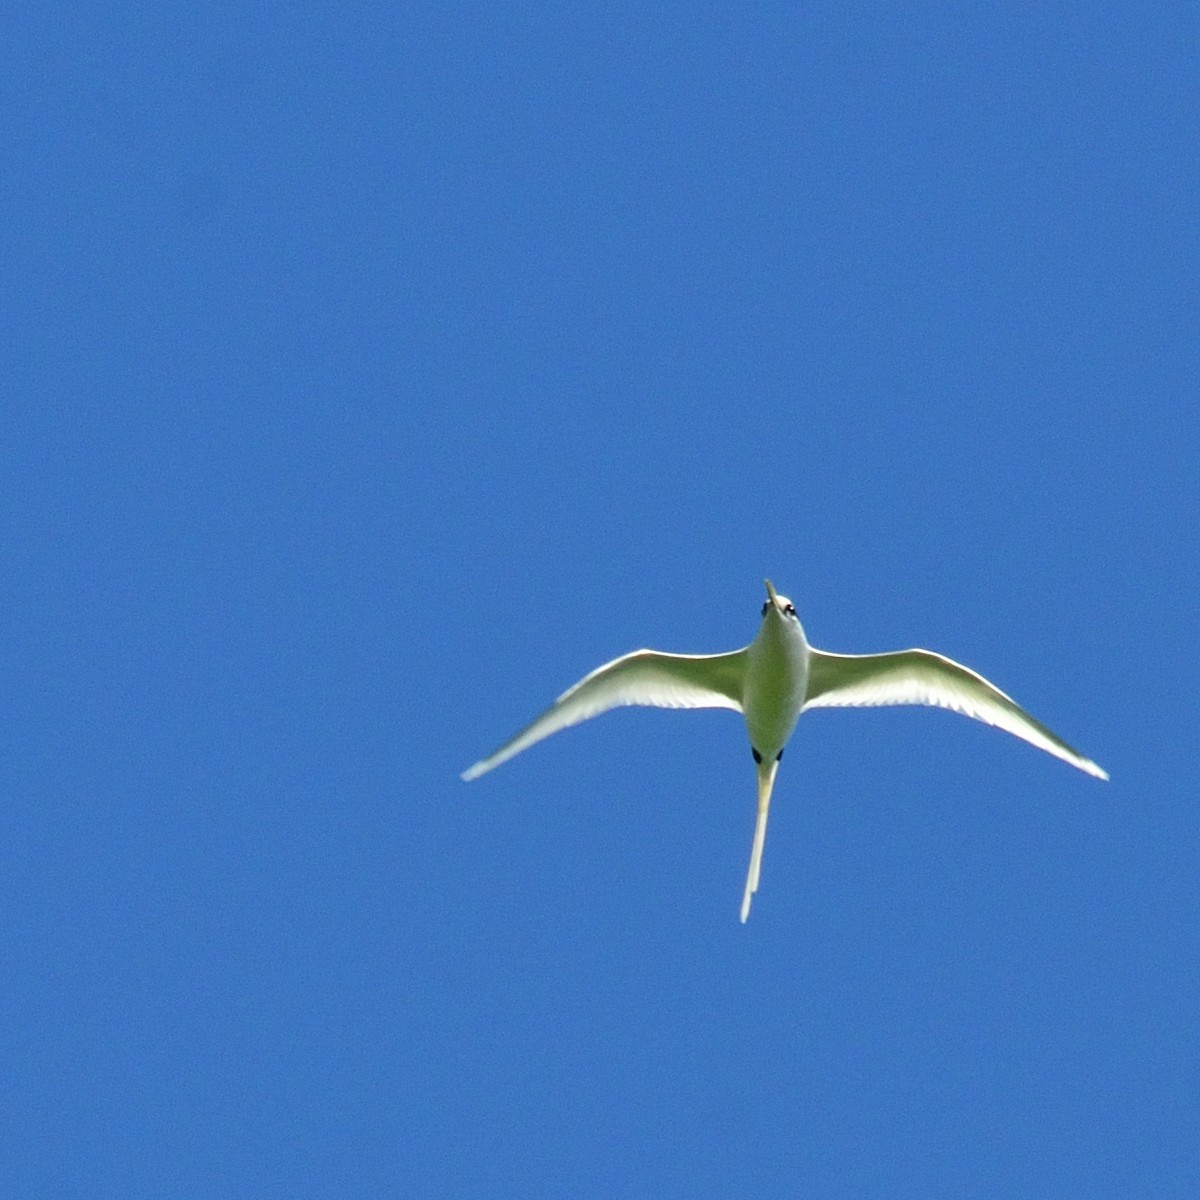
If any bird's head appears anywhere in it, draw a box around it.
[761,578,798,621]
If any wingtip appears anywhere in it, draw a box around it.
[461,763,485,782]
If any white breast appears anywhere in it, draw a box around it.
[741,615,810,758]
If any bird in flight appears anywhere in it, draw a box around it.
[462,580,1107,922]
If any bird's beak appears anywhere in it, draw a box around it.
[764,578,781,610]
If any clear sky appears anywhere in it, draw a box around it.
[4,4,1197,1197]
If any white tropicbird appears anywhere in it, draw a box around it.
[462,580,1108,922]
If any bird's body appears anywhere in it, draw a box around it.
[463,580,1107,921]
[743,586,809,760]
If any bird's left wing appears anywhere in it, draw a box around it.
[462,648,747,780]
[804,647,1108,780]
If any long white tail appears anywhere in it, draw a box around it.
[740,758,780,923]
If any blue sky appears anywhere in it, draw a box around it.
[3,4,1197,1196]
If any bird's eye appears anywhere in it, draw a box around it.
[785,604,796,616]
[760,602,769,617]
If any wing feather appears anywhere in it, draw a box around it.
[462,648,747,780]
[804,648,1107,780]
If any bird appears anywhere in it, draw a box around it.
[461,580,1107,922]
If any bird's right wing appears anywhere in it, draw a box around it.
[804,647,1108,780]
[462,648,747,780]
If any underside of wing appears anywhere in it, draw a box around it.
[804,647,1108,780]
[462,647,747,780]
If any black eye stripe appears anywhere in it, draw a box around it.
[763,600,798,617]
